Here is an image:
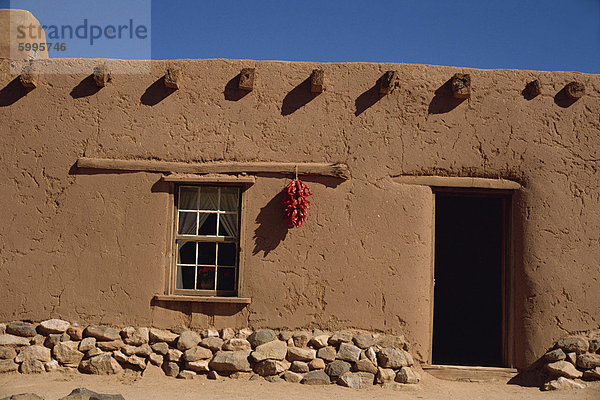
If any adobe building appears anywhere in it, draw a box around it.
[1,52,599,373]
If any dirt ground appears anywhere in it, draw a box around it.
[1,370,599,400]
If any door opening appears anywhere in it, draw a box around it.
[432,191,510,367]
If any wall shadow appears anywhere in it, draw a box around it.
[553,87,578,108]
[355,80,383,116]
[281,77,319,116]
[224,73,250,101]
[254,172,345,189]
[141,77,177,106]
[428,79,466,114]
[0,77,34,106]
[150,298,247,317]
[253,191,289,256]
[70,75,101,99]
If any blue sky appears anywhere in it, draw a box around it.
[3,1,600,73]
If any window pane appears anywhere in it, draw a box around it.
[219,214,238,238]
[179,187,198,210]
[218,243,237,266]
[178,241,196,264]
[198,187,219,210]
[220,187,240,212]
[197,242,216,265]
[198,267,215,290]
[178,211,197,235]
[217,267,236,291]
[177,266,196,289]
[198,213,217,235]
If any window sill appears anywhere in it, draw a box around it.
[153,295,251,304]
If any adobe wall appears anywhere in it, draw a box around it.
[1,58,599,368]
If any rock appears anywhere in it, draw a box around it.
[253,359,289,376]
[44,334,67,348]
[15,345,51,362]
[79,337,96,352]
[66,326,84,341]
[589,339,600,353]
[200,337,223,352]
[84,325,120,341]
[365,347,377,364]
[317,346,336,362]
[337,372,363,389]
[166,349,183,362]
[80,353,123,375]
[0,334,30,347]
[128,355,146,370]
[148,353,163,366]
[151,342,169,355]
[352,359,378,374]
[355,371,376,386]
[308,358,325,370]
[230,371,253,380]
[207,370,220,380]
[6,322,37,337]
[325,360,351,380]
[0,394,44,400]
[0,347,17,359]
[377,348,411,368]
[86,347,103,358]
[236,328,253,339]
[20,359,45,374]
[0,324,4,335]
[223,338,251,351]
[567,352,577,365]
[279,331,293,341]
[282,370,303,383]
[221,328,235,340]
[337,342,361,362]
[177,370,196,379]
[44,360,59,372]
[134,344,152,357]
[184,346,213,362]
[301,370,330,385]
[545,360,583,379]
[121,327,149,346]
[583,367,600,380]
[287,347,316,362]
[557,336,589,354]
[177,331,201,351]
[113,351,128,364]
[395,366,420,384]
[290,361,309,373]
[141,364,164,379]
[96,340,124,351]
[203,328,219,338]
[0,359,18,373]
[329,331,353,346]
[293,331,312,348]
[251,340,287,362]
[543,376,586,391]
[310,334,330,349]
[577,353,600,369]
[31,335,45,345]
[376,367,396,383]
[120,345,135,356]
[209,350,252,372]
[376,335,406,350]
[264,375,284,383]
[353,333,375,349]
[163,362,180,377]
[186,360,210,372]
[38,319,70,334]
[544,348,566,362]
[59,387,125,400]
[53,341,84,366]
[247,329,276,347]
[149,328,178,344]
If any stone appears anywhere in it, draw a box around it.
[229,371,253,380]
[545,360,583,379]
[376,367,396,383]
[121,327,149,346]
[337,342,361,362]
[203,328,219,338]
[79,337,96,352]
[128,355,146,370]
[589,339,600,353]
[376,335,406,349]
[282,370,303,383]
[264,375,284,383]
[135,344,152,357]
[0,323,4,334]
[149,328,178,344]
[1,394,44,400]
[365,347,377,364]
[325,360,351,380]
[86,347,103,357]
[355,371,376,386]
[6,322,37,337]
[59,387,125,400]
[148,353,163,366]
[236,328,253,339]
[84,326,120,342]
[557,336,589,354]
[200,337,223,352]
[544,348,566,362]
[0,346,17,359]
[44,359,59,372]
[38,319,70,334]
[567,352,577,365]
[163,362,180,377]
[337,372,363,389]
[279,331,292,341]
[0,334,30,347]
[253,359,289,376]
[44,334,65,348]
[317,346,336,362]
[53,341,84,366]
[184,346,213,362]
[121,345,136,356]
[207,370,220,380]
[238,68,255,91]
[310,334,330,349]
[66,326,84,341]
[166,349,183,362]
[177,330,201,351]
[287,347,316,362]
[292,331,311,348]
[186,359,210,372]
[223,338,251,351]
[301,370,330,385]
[31,335,45,345]
[221,328,235,340]
[151,342,169,355]
[20,359,45,374]
[353,333,376,349]
[328,331,353,346]
[251,340,287,362]
[0,359,18,373]
[576,353,600,369]
[290,361,309,373]
[583,367,600,380]
[352,359,378,374]
[177,370,196,379]
[377,348,411,368]
[209,350,252,372]
[543,376,586,391]
[395,366,420,384]
[113,351,128,364]
[15,345,51,362]
[308,358,325,370]
[163,68,180,90]
[96,340,124,351]
[247,329,276,347]
[80,353,123,375]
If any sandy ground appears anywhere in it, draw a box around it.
[1,370,599,400]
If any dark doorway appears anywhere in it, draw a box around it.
[432,192,508,367]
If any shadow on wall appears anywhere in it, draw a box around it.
[428,78,467,114]
[355,78,384,116]
[141,77,177,106]
[70,75,102,99]
[224,73,251,101]
[0,77,34,106]
[150,298,247,316]
[253,190,289,257]
[281,77,319,116]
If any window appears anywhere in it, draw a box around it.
[174,185,241,296]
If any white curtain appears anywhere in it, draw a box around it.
[220,188,239,238]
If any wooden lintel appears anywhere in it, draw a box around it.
[162,174,256,185]
[77,157,350,179]
[392,175,520,190]
[153,295,251,304]
[310,69,325,93]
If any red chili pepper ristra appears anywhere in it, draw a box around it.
[282,179,312,228]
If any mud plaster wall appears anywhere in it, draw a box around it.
[0,58,599,368]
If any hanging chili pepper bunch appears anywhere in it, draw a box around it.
[282,179,312,228]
